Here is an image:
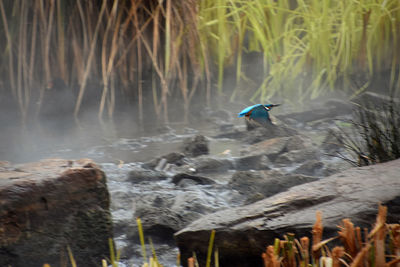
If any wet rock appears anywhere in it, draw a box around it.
[128,168,167,183]
[182,135,209,157]
[193,157,233,173]
[0,158,112,267]
[214,121,297,143]
[214,128,247,139]
[322,160,353,176]
[274,148,319,165]
[321,129,343,154]
[175,159,400,267]
[229,170,317,203]
[292,160,325,176]
[234,154,271,170]
[218,123,235,133]
[132,190,219,243]
[277,99,352,124]
[241,137,290,158]
[242,124,298,144]
[143,152,186,170]
[172,173,216,186]
[282,135,309,152]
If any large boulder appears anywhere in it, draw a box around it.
[229,170,318,204]
[175,159,400,267]
[0,159,112,267]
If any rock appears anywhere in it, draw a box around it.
[214,122,297,144]
[218,123,235,133]
[128,168,167,183]
[229,170,318,203]
[234,154,271,171]
[321,129,344,154]
[175,159,400,267]
[242,124,298,144]
[143,152,186,169]
[274,148,319,165]
[0,158,112,267]
[241,137,290,158]
[277,99,352,124]
[282,135,309,152]
[292,160,325,176]
[193,157,233,173]
[132,190,220,243]
[214,128,247,140]
[172,173,216,186]
[182,135,209,157]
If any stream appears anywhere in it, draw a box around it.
[1,102,353,267]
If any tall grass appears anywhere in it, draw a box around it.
[0,0,399,123]
[198,0,400,102]
[330,95,400,167]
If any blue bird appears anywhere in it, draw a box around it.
[238,104,280,128]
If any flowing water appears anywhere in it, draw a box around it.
[1,109,352,266]
[1,119,246,266]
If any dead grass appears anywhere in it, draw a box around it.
[263,204,400,267]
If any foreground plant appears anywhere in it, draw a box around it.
[262,204,400,267]
[330,95,400,166]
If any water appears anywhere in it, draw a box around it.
[1,110,353,266]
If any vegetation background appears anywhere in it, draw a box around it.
[0,0,399,124]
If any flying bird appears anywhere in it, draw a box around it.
[238,104,280,128]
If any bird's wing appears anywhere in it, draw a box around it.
[238,104,263,117]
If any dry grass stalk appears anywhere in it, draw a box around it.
[261,205,400,267]
[390,224,400,265]
[312,211,323,261]
[262,245,280,267]
[188,257,195,267]
[300,237,310,266]
[369,205,388,267]
[331,247,345,267]
[349,243,371,267]
[338,219,358,258]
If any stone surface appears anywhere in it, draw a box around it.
[0,158,112,267]
[192,157,233,173]
[274,148,319,165]
[229,170,318,203]
[175,159,400,267]
[143,152,186,169]
[242,124,298,144]
[172,173,216,186]
[127,168,167,183]
[234,154,271,171]
[277,99,352,124]
[293,160,325,176]
[182,135,209,157]
[132,189,220,243]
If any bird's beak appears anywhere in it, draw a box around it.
[271,104,281,107]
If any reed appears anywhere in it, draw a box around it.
[0,1,399,123]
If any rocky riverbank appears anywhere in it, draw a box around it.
[0,159,112,267]
[2,93,397,266]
